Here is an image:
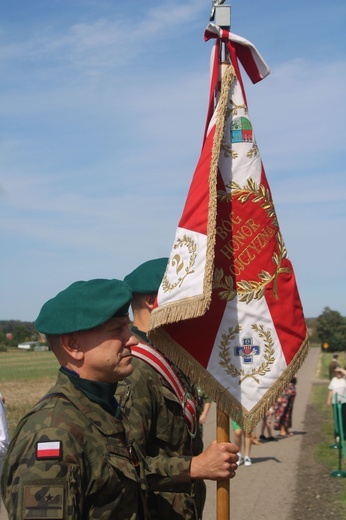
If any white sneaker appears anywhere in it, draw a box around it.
[236,452,243,466]
[244,456,252,466]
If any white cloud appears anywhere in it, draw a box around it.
[1,0,345,320]
[246,58,346,174]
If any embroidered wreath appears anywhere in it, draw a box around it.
[161,235,197,292]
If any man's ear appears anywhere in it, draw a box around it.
[60,333,84,361]
[145,293,157,310]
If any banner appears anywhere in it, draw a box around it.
[148,23,309,432]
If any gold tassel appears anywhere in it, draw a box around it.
[148,65,236,331]
[150,328,310,433]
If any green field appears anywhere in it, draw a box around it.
[1,346,346,514]
[0,349,59,381]
[0,350,59,434]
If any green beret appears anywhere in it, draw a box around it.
[35,279,132,335]
[124,258,168,294]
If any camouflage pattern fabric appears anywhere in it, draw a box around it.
[1,371,148,519]
[116,351,206,520]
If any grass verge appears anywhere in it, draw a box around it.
[0,350,58,435]
[313,350,346,514]
[0,349,58,380]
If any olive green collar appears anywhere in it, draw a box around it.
[60,366,120,417]
[131,325,152,345]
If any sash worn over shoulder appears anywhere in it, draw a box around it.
[131,343,198,436]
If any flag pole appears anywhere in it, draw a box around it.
[217,408,230,520]
[211,4,232,520]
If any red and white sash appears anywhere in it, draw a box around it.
[131,343,198,436]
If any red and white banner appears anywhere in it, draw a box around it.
[148,23,309,431]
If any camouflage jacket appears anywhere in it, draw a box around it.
[116,345,206,520]
[1,371,148,519]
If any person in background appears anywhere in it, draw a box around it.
[259,406,276,442]
[273,377,297,437]
[328,354,340,380]
[116,258,239,520]
[251,430,263,446]
[1,279,149,520]
[232,421,253,466]
[197,386,212,427]
[327,367,346,440]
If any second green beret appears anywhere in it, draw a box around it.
[124,257,168,294]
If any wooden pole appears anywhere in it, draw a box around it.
[216,408,230,520]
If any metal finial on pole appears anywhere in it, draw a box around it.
[210,0,227,22]
[211,1,231,29]
[212,3,231,107]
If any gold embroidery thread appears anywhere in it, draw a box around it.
[214,178,291,301]
[162,235,197,292]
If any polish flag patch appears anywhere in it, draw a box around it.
[36,441,62,459]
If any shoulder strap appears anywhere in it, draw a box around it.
[131,343,198,436]
[36,392,70,404]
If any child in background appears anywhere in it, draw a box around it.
[232,420,253,466]
[259,406,276,441]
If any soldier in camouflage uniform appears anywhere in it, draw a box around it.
[116,259,239,520]
[1,279,149,519]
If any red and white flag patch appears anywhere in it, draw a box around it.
[36,441,62,459]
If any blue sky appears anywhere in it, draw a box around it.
[1,0,345,321]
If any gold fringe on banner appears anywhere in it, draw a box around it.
[149,327,310,432]
[148,64,236,330]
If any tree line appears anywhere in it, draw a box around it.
[0,320,40,348]
[0,307,345,352]
[315,307,346,352]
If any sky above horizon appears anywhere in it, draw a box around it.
[1,0,345,321]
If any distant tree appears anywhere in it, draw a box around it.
[11,324,32,344]
[305,317,318,343]
[0,320,37,347]
[316,307,346,351]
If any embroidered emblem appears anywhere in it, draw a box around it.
[234,337,260,364]
[162,234,197,292]
[36,441,62,460]
[231,116,253,143]
[221,102,258,159]
[23,484,64,519]
[218,324,275,384]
